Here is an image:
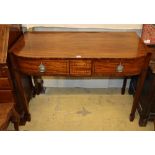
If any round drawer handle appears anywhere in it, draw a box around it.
[39,62,46,73]
[116,63,124,73]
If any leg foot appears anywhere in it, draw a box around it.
[128,86,134,95]
[19,112,31,125]
[11,108,20,131]
[139,118,147,127]
[129,113,135,121]
[24,113,31,122]
[14,122,19,131]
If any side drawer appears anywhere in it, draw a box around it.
[15,58,69,76]
[70,60,92,76]
[0,78,11,90]
[0,90,14,103]
[0,67,8,77]
[93,57,145,76]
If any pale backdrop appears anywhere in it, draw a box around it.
[25,24,142,29]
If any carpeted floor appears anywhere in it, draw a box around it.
[8,88,154,131]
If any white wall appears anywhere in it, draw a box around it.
[25,24,142,29]
[25,24,141,88]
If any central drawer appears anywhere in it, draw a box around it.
[16,58,69,76]
[70,60,92,76]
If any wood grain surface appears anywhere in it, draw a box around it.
[93,57,145,76]
[11,32,148,59]
[0,25,9,63]
[0,78,11,89]
[0,90,13,103]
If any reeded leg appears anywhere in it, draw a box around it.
[9,53,31,125]
[121,77,127,95]
[130,70,147,121]
[130,53,151,122]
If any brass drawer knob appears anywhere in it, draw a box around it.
[116,63,124,73]
[39,62,46,73]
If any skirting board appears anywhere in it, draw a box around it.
[43,78,131,88]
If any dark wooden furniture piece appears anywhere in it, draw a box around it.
[129,45,155,126]
[9,31,151,124]
[8,27,34,125]
[0,24,32,129]
[0,25,21,130]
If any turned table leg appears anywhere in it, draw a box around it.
[130,70,147,121]
[121,77,127,95]
[9,53,31,124]
[14,70,31,123]
[130,53,151,121]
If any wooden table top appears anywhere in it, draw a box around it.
[11,31,148,59]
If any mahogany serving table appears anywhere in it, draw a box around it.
[9,31,151,124]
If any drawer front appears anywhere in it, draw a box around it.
[0,67,8,77]
[16,58,69,76]
[0,90,13,103]
[70,60,92,76]
[0,78,11,90]
[93,58,145,76]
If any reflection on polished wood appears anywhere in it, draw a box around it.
[0,25,9,64]
[11,32,147,58]
[10,31,151,124]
